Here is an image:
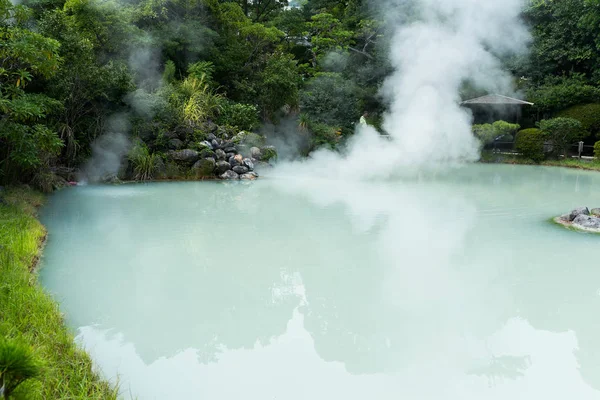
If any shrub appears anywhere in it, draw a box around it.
[128,142,158,181]
[539,117,586,157]
[595,141,600,159]
[557,103,600,136]
[261,146,278,161]
[472,120,520,146]
[515,128,545,162]
[0,338,42,399]
[217,102,260,131]
[300,73,360,132]
[310,123,340,151]
[528,75,600,114]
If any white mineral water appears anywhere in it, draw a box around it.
[40,164,600,400]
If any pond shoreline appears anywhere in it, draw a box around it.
[479,153,600,172]
[0,187,116,399]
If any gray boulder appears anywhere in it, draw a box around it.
[220,170,239,180]
[250,147,262,159]
[202,140,213,150]
[591,208,600,217]
[168,138,184,150]
[232,165,249,175]
[216,161,231,174]
[155,157,167,179]
[192,158,216,178]
[573,214,600,229]
[199,148,216,159]
[569,207,590,221]
[226,152,236,160]
[240,171,259,180]
[208,133,217,141]
[168,149,199,164]
[242,158,254,171]
[215,149,227,160]
[211,139,221,150]
[224,146,237,154]
[229,156,240,167]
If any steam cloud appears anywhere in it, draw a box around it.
[80,114,131,183]
[276,0,529,180]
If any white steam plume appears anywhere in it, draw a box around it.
[80,114,131,183]
[276,0,529,180]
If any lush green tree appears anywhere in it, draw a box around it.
[300,72,360,132]
[539,117,587,157]
[0,0,63,185]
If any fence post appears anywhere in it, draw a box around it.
[579,141,584,159]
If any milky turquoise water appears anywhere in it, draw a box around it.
[39,164,600,400]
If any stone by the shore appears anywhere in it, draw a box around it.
[240,172,258,180]
[192,158,216,177]
[242,158,254,171]
[216,161,231,174]
[168,149,199,164]
[215,149,226,160]
[232,165,249,175]
[250,147,262,159]
[220,170,239,180]
[569,207,590,221]
[573,214,600,229]
[591,208,600,217]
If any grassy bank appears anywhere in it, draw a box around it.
[0,187,116,399]
[480,151,600,172]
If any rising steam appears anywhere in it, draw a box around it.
[276,0,529,180]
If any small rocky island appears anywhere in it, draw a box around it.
[555,207,600,232]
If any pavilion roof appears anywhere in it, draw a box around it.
[461,94,534,106]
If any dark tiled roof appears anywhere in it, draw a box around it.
[461,94,533,105]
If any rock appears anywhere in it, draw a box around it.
[229,156,241,167]
[202,140,213,150]
[250,147,262,159]
[208,133,217,141]
[573,214,600,229]
[569,207,590,221]
[168,138,184,150]
[591,208,600,217]
[216,161,231,174]
[100,173,121,184]
[220,170,239,180]
[240,171,259,180]
[168,149,199,164]
[215,149,227,160]
[210,139,220,150]
[234,154,243,163]
[155,157,167,179]
[199,148,216,159]
[232,165,249,175]
[192,158,216,177]
[243,158,254,171]
[226,152,236,160]
[223,146,237,154]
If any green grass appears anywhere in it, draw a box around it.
[480,151,600,171]
[0,187,117,399]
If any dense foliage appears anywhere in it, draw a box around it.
[3,0,600,188]
[539,117,586,157]
[472,121,520,146]
[515,128,545,163]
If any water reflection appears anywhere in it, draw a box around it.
[39,165,600,399]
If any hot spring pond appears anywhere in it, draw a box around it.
[40,164,600,399]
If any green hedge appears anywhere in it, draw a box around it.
[595,141,600,159]
[557,103,600,136]
[515,128,545,163]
